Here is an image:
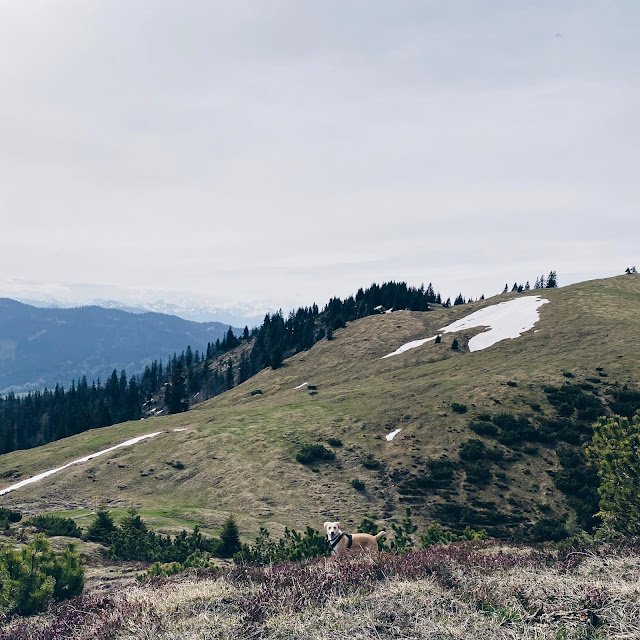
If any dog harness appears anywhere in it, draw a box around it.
[329,532,353,553]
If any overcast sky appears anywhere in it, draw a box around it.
[0,1,638,316]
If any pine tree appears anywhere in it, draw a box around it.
[546,270,558,288]
[585,411,640,535]
[219,515,241,557]
[86,501,116,544]
[225,359,234,390]
[167,361,188,414]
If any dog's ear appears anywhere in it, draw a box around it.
[337,521,341,528]
[323,521,330,530]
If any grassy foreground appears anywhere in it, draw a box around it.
[2,541,639,639]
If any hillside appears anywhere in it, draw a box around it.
[0,274,639,542]
[0,300,241,394]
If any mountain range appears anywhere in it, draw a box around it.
[0,299,241,394]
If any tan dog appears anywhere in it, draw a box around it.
[324,521,386,555]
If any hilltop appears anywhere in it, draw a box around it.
[0,274,639,543]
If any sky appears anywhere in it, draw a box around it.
[0,1,638,320]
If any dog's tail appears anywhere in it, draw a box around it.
[375,530,387,541]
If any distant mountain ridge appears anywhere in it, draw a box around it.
[0,299,241,394]
[16,297,272,327]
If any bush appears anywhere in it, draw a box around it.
[507,380,518,387]
[469,420,498,436]
[420,522,487,547]
[250,389,263,396]
[530,518,567,542]
[106,509,222,563]
[0,507,21,530]
[451,338,459,350]
[351,479,365,491]
[138,550,217,580]
[464,463,491,485]
[451,402,467,414]
[234,526,330,565]
[0,535,84,616]
[361,454,381,470]
[327,437,343,447]
[28,514,82,538]
[296,444,335,465]
[459,439,486,461]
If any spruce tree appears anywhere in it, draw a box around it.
[219,515,241,557]
[167,361,188,414]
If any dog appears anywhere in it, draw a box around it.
[324,521,386,555]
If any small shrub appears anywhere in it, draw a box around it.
[451,402,468,414]
[435,334,442,344]
[234,526,330,564]
[486,446,504,461]
[530,518,568,542]
[351,479,365,491]
[250,389,263,396]
[451,337,459,350]
[507,380,518,387]
[0,535,84,615]
[0,507,21,530]
[27,515,82,538]
[477,413,492,422]
[521,444,539,455]
[361,455,381,470]
[296,444,335,465]
[562,371,575,378]
[469,420,498,436]
[459,439,486,461]
[465,463,492,485]
[327,437,343,447]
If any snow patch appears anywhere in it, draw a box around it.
[294,382,308,390]
[382,336,437,359]
[382,296,548,359]
[0,432,163,496]
[386,428,402,441]
[173,428,187,432]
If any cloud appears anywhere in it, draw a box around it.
[0,1,638,311]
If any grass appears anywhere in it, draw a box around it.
[0,275,639,542]
[2,541,639,639]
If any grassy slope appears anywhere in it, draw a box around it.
[0,274,639,540]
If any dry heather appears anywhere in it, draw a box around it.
[3,541,640,640]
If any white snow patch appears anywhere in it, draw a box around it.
[382,296,548,358]
[386,428,402,441]
[0,431,163,496]
[385,308,394,314]
[294,382,308,390]
[382,336,437,359]
[173,428,187,432]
